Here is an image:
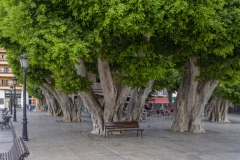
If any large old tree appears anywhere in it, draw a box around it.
[0,37,84,122]
[0,0,169,134]
[151,0,240,133]
[2,0,240,134]
[206,82,240,123]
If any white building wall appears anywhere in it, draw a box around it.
[0,90,5,108]
[21,88,29,108]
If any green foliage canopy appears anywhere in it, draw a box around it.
[213,82,240,105]
[1,0,240,95]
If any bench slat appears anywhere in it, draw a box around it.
[104,121,144,138]
[105,121,139,128]
[0,137,30,160]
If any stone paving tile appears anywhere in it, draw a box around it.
[0,122,13,153]
[1,109,240,160]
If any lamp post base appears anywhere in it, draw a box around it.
[22,119,28,141]
[13,108,17,122]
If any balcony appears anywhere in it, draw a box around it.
[0,83,22,88]
[0,70,12,74]
[0,70,13,77]
[0,57,7,62]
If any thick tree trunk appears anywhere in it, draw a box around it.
[53,89,74,122]
[40,85,62,116]
[126,80,154,121]
[75,58,104,134]
[36,98,46,111]
[112,84,131,122]
[168,91,173,109]
[208,97,231,123]
[72,95,84,122]
[78,91,104,134]
[204,97,213,117]
[171,59,219,133]
[98,58,131,122]
[42,79,74,122]
[125,88,138,121]
[75,57,131,135]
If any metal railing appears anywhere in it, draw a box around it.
[0,83,22,87]
[0,70,12,74]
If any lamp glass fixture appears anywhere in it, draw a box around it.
[12,77,17,86]
[20,53,29,69]
[10,85,13,91]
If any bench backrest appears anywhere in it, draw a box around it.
[2,110,9,116]
[5,116,11,124]
[2,116,11,123]
[105,121,139,129]
[2,108,7,112]
[10,137,30,160]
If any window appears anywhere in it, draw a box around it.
[28,99,32,105]
[2,66,9,73]
[1,55,6,60]
[0,98,4,104]
[2,79,8,86]
[157,90,163,96]
[28,96,36,105]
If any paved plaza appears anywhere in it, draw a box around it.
[0,108,240,160]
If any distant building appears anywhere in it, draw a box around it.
[0,48,36,109]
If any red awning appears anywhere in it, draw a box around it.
[148,97,169,104]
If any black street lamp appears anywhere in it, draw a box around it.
[20,53,29,141]
[9,85,13,115]
[12,77,17,122]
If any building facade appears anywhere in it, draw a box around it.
[0,48,36,109]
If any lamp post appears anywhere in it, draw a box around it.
[9,85,13,115]
[20,53,29,141]
[12,77,17,122]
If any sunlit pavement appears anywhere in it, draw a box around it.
[1,108,240,160]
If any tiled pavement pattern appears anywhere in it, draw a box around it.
[0,125,13,153]
[1,109,240,160]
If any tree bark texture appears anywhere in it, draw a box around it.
[72,95,84,122]
[78,91,104,134]
[36,98,46,111]
[40,85,62,116]
[42,79,78,122]
[171,59,219,133]
[125,80,154,121]
[75,58,104,134]
[208,97,231,123]
[75,57,131,135]
[98,58,131,122]
[168,91,173,109]
[204,97,213,117]
[53,89,74,122]
[125,88,139,121]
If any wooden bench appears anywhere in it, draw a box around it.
[104,121,144,139]
[0,137,30,160]
[0,116,11,129]
[1,108,7,114]
[2,110,9,119]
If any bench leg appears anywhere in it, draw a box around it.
[104,131,106,138]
